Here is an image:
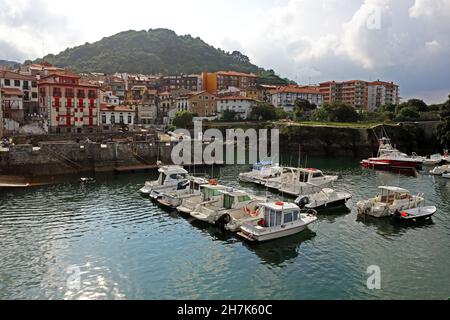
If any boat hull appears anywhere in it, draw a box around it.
[361,159,422,170]
[305,197,350,210]
[239,225,308,242]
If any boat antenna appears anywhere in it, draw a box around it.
[305,153,308,168]
[298,145,301,169]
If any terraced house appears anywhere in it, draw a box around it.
[0,70,36,123]
[38,71,101,133]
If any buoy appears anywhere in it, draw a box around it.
[275,201,284,206]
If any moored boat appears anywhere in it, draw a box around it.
[430,164,450,176]
[157,177,209,209]
[356,186,425,218]
[277,168,338,197]
[392,206,437,222]
[237,202,317,242]
[295,188,352,210]
[361,137,423,170]
[176,183,229,214]
[139,165,189,199]
[239,161,282,185]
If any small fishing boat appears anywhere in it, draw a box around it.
[139,165,189,199]
[430,164,450,176]
[190,188,265,229]
[423,154,444,166]
[176,183,228,214]
[295,188,352,210]
[356,186,425,218]
[239,161,282,185]
[392,206,437,222]
[276,168,338,197]
[157,177,209,209]
[237,202,317,242]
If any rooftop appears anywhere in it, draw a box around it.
[0,70,35,81]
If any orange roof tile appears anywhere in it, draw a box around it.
[0,70,35,81]
[1,88,24,96]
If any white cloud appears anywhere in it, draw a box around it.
[0,0,448,103]
[409,0,450,18]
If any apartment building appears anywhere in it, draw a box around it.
[270,85,324,112]
[367,81,400,110]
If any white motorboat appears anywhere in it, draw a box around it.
[430,164,450,175]
[295,188,352,210]
[277,168,338,197]
[356,186,425,218]
[139,165,189,199]
[391,206,436,222]
[176,183,228,214]
[237,202,317,242]
[423,154,443,166]
[157,177,209,209]
[239,161,282,185]
[190,188,265,228]
[442,173,450,179]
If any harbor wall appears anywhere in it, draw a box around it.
[0,121,442,179]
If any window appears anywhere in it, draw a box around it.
[119,115,124,123]
[65,88,74,98]
[88,90,97,99]
[284,212,293,223]
[128,115,132,123]
[14,80,20,87]
[293,211,299,221]
[276,211,282,226]
[77,90,85,98]
[111,115,115,123]
[32,92,38,99]
[102,115,106,124]
[53,88,62,97]
[32,81,37,88]
[4,79,10,86]
[23,81,29,90]
[312,173,324,178]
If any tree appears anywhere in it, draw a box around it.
[396,107,420,121]
[294,99,315,119]
[221,109,238,122]
[249,102,277,121]
[310,107,330,122]
[436,94,450,146]
[172,111,194,128]
[397,99,428,113]
[275,108,288,120]
[380,103,396,113]
[327,102,359,122]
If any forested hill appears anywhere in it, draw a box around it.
[37,28,289,85]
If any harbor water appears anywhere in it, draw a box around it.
[0,157,449,300]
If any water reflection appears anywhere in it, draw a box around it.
[242,229,316,267]
[355,214,435,237]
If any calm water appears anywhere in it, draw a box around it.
[0,157,449,300]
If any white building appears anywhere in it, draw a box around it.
[0,70,36,119]
[216,96,257,120]
[368,81,400,110]
[270,86,324,112]
[100,104,136,130]
[176,95,192,112]
[103,91,120,106]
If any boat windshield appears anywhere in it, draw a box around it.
[223,194,235,209]
[202,188,222,201]
[299,171,309,182]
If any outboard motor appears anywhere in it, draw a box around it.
[216,213,231,230]
[296,196,310,209]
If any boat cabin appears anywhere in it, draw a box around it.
[297,168,325,183]
[378,186,412,204]
[157,166,188,185]
[220,191,252,209]
[259,202,301,227]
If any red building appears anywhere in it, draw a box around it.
[38,71,101,133]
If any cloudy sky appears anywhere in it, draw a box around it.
[1,0,449,103]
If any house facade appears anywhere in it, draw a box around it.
[216,96,257,120]
[160,74,201,92]
[270,86,324,112]
[188,91,217,117]
[38,72,101,133]
[100,104,136,131]
[0,70,36,121]
[202,71,257,93]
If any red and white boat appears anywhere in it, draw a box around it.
[361,137,423,170]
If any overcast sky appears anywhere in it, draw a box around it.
[0,0,449,103]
